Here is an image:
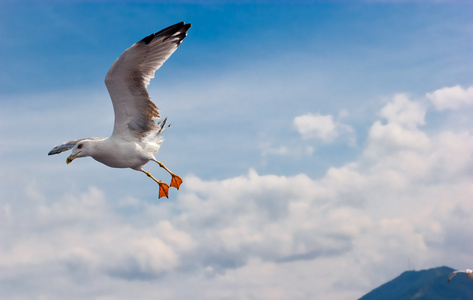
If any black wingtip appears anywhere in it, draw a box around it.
[139,22,191,45]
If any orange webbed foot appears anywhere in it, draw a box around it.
[170,174,183,190]
[158,182,170,199]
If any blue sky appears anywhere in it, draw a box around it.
[1,1,473,299]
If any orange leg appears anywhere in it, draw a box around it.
[154,160,183,190]
[141,169,169,199]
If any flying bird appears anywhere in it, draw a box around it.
[448,269,473,283]
[48,22,191,199]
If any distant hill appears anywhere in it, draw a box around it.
[359,266,473,300]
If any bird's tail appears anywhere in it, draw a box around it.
[146,117,171,144]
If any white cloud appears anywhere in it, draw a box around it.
[294,113,337,141]
[426,85,473,111]
[380,94,425,128]
[365,94,430,161]
[293,111,354,143]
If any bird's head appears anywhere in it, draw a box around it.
[66,140,91,164]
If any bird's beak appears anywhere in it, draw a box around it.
[66,151,80,164]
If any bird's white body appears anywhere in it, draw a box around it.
[82,137,161,170]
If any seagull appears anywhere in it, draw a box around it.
[448,269,473,283]
[48,22,191,199]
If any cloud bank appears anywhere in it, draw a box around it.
[1,86,473,299]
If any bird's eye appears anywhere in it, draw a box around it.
[78,144,83,149]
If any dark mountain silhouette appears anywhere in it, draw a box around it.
[359,266,473,300]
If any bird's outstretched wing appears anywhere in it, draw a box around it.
[48,137,104,155]
[105,22,191,141]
